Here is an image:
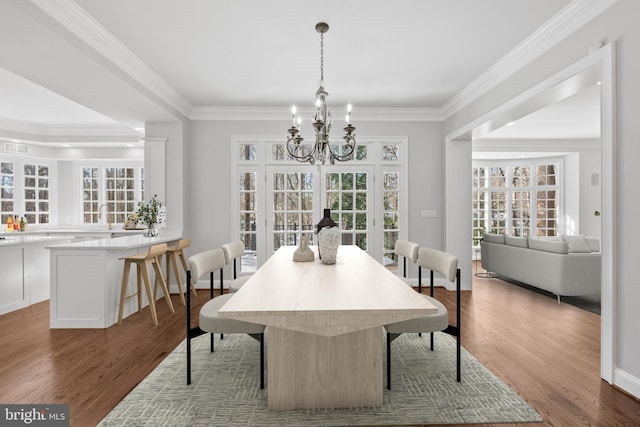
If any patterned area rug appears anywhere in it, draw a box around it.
[99,332,542,426]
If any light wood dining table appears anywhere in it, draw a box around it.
[218,244,437,410]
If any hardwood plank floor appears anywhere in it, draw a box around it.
[1,264,639,426]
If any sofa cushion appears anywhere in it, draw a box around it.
[584,236,600,252]
[528,238,568,254]
[483,233,505,244]
[505,235,528,248]
[562,235,591,253]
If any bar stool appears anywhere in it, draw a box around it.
[165,238,194,305]
[118,243,175,326]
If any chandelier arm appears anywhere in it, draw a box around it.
[328,134,357,163]
[286,136,318,165]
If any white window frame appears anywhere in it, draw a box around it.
[472,157,564,244]
[0,154,58,225]
[73,161,144,226]
[231,136,408,269]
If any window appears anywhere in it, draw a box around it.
[79,164,144,225]
[1,158,54,225]
[473,160,560,245]
[233,138,407,270]
[383,171,400,268]
[1,161,15,225]
[24,163,50,224]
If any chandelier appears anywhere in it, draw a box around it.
[286,22,356,165]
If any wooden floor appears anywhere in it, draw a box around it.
[1,263,639,426]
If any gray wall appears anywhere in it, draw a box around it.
[187,119,443,280]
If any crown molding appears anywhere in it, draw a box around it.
[27,0,617,127]
[441,0,619,119]
[190,106,443,122]
[0,118,141,144]
[31,0,192,118]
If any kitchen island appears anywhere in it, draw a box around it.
[47,232,182,328]
[0,235,74,315]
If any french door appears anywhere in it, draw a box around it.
[266,165,374,257]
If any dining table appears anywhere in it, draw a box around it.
[218,244,437,410]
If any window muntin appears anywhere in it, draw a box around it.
[325,171,369,250]
[81,165,143,225]
[24,163,50,224]
[235,139,406,269]
[383,171,400,269]
[272,171,314,251]
[239,171,258,272]
[473,161,560,243]
[1,161,15,225]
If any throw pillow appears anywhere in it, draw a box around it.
[562,235,591,253]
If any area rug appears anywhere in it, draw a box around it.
[98,332,542,426]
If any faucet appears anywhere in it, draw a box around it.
[98,204,113,230]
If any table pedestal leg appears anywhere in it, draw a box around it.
[267,326,383,409]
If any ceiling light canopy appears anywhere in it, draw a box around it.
[286,22,356,165]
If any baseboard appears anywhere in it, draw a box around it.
[613,367,640,400]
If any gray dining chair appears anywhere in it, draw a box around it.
[221,240,253,293]
[185,248,265,388]
[385,247,461,389]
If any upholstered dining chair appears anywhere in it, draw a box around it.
[384,247,461,389]
[185,248,265,388]
[221,240,253,293]
[394,239,419,287]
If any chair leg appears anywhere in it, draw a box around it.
[429,270,435,349]
[260,333,264,389]
[118,260,132,324]
[153,256,175,313]
[140,262,159,326]
[220,269,224,340]
[179,251,196,297]
[136,266,143,313]
[456,268,461,382]
[169,251,186,305]
[386,333,392,390]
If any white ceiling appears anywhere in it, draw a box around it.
[0,0,608,146]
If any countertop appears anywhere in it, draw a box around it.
[0,235,76,248]
[45,231,183,250]
[0,228,144,236]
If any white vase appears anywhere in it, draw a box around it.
[317,227,340,264]
[142,225,159,237]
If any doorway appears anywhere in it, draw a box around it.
[445,44,615,382]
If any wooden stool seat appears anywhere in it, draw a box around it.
[118,243,174,326]
[166,238,194,305]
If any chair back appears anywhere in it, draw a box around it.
[221,240,245,264]
[394,240,419,263]
[146,243,168,260]
[188,248,225,285]
[417,247,458,282]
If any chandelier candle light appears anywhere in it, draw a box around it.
[286,22,357,165]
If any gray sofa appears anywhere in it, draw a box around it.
[480,233,601,300]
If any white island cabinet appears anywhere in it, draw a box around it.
[47,232,182,329]
[0,235,74,315]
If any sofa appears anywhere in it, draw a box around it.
[480,232,601,299]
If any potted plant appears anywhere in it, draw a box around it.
[136,194,163,237]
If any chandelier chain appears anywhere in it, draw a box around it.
[320,31,324,83]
